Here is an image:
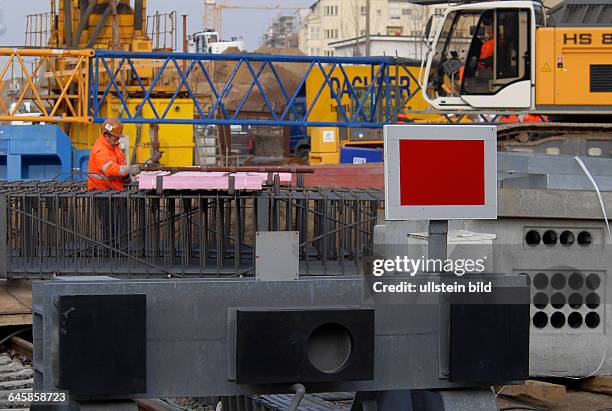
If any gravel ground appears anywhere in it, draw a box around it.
[497,389,612,411]
[0,349,33,411]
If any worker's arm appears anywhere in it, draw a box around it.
[94,149,129,178]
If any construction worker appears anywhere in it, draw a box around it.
[500,114,520,123]
[88,119,138,190]
[459,14,495,84]
[522,113,549,123]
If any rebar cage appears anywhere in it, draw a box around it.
[0,182,382,279]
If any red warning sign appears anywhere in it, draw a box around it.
[384,125,497,220]
[399,139,485,206]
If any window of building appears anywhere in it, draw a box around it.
[387,26,403,36]
[360,6,366,15]
[434,8,445,16]
[324,5,338,16]
[325,50,334,56]
[377,9,382,16]
[324,29,338,39]
[402,8,412,16]
[389,4,401,19]
[309,27,320,40]
[360,29,366,36]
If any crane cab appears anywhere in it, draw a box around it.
[422,0,612,113]
[422,1,542,110]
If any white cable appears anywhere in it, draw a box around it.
[559,156,611,380]
[574,156,612,241]
[562,345,608,380]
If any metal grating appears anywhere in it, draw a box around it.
[0,182,382,279]
[590,65,612,93]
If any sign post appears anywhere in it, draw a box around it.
[384,124,497,378]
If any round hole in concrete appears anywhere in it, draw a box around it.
[586,273,601,290]
[533,273,548,290]
[307,323,352,374]
[551,273,566,290]
[559,231,574,246]
[577,231,592,246]
[532,312,548,329]
[585,312,600,329]
[568,273,584,290]
[551,292,566,309]
[525,230,541,246]
[586,292,600,309]
[568,312,583,329]
[568,293,583,309]
[542,230,558,246]
[550,312,566,328]
[533,292,548,309]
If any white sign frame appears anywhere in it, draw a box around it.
[384,124,497,220]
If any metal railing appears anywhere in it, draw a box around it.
[147,11,178,51]
[0,182,382,279]
[25,12,54,48]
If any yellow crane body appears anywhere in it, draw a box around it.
[536,27,612,107]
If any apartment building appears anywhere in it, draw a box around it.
[298,0,437,56]
[263,15,300,49]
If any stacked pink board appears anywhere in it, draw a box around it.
[137,171,293,191]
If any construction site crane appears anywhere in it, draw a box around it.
[418,0,612,117]
[203,0,300,36]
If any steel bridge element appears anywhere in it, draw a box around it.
[91,50,421,128]
[0,48,92,124]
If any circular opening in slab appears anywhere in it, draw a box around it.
[568,312,583,329]
[542,230,557,246]
[533,292,548,309]
[307,323,352,374]
[586,273,601,290]
[551,273,566,290]
[560,231,575,246]
[551,312,566,329]
[577,231,592,246]
[568,293,583,309]
[532,312,548,329]
[533,273,549,290]
[551,292,566,309]
[586,292,600,309]
[568,273,584,290]
[525,230,541,246]
[585,312,600,329]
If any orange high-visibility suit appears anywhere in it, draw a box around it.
[459,38,495,82]
[500,115,519,123]
[88,134,129,190]
[523,114,549,123]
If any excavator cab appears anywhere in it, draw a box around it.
[422,1,543,111]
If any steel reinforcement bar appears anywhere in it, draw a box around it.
[0,183,382,279]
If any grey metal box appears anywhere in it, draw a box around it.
[256,231,299,281]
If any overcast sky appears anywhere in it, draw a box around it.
[0,0,311,50]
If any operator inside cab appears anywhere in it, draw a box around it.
[458,13,495,90]
[88,119,139,190]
